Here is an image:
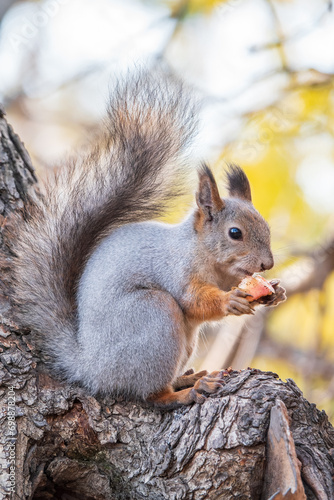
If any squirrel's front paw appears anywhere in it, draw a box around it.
[224,289,255,316]
[256,280,287,307]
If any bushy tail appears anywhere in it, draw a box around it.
[2,69,198,376]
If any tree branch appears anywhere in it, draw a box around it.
[0,112,333,500]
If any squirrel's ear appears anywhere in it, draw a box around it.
[226,164,252,202]
[196,163,224,221]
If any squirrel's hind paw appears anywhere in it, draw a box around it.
[173,369,208,390]
[192,371,225,395]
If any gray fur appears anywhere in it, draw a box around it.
[2,70,275,402]
[76,219,197,398]
[74,190,273,399]
[2,69,198,384]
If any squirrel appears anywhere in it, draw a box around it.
[2,70,286,409]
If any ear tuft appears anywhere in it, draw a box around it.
[196,163,224,222]
[199,162,216,186]
[226,164,252,202]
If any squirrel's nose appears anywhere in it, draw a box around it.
[260,254,274,271]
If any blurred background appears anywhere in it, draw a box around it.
[1,0,334,419]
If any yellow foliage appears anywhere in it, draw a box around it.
[216,83,334,421]
[268,291,322,350]
[321,271,334,357]
[297,85,333,120]
[252,356,305,393]
[157,0,227,17]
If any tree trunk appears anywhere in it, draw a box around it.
[0,111,333,500]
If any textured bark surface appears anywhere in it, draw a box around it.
[0,107,38,320]
[263,399,306,499]
[0,105,37,216]
[0,112,334,500]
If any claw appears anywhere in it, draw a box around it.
[190,388,206,404]
[234,288,253,298]
[182,368,195,376]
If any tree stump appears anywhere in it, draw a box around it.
[0,111,333,500]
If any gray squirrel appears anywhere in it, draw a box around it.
[2,70,286,409]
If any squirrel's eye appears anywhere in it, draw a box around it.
[229,227,243,240]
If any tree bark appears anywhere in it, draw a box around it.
[0,112,333,500]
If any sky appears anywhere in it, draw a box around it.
[0,0,333,212]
